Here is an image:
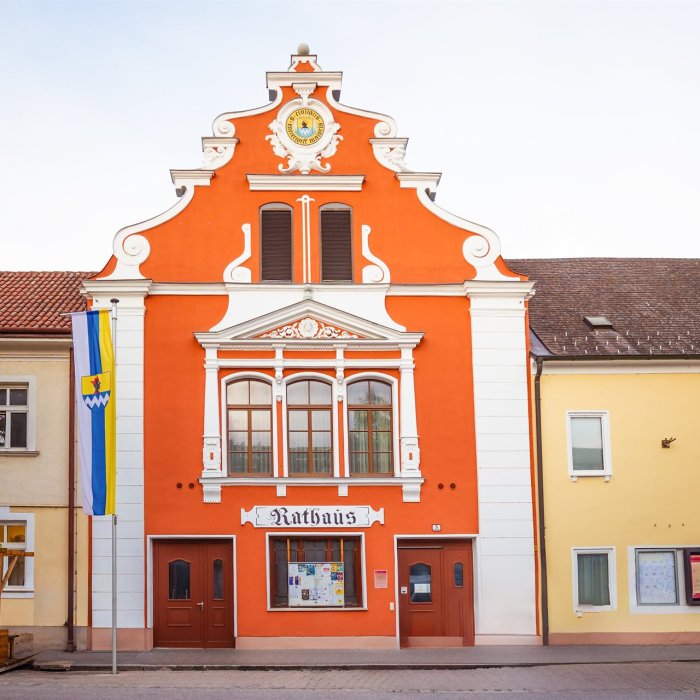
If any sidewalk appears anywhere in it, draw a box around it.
[32,644,700,672]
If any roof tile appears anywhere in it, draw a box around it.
[0,271,94,333]
[508,258,700,357]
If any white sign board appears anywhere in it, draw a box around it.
[241,505,384,528]
[288,562,344,607]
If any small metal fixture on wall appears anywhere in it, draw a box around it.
[661,437,677,448]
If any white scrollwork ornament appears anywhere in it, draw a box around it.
[259,317,360,340]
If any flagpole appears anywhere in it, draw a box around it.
[110,298,119,675]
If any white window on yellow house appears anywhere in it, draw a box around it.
[627,548,700,613]
[0,386,28,449]
[566,411,612,480]
[573,547,616,612]
[0,377,36,453]
[0,506,34,596]
[1,522,27,587]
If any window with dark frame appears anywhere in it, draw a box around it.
[320,206,352,282]
[261,205,292,282]
[347,379,392,475]
[269,536,361,607]
[0,386,28,449]
[226,379,273,476]
[287,379,333,475]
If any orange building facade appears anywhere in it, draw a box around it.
[84,49,538,650]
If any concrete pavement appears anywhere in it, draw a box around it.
[32,644,700,672]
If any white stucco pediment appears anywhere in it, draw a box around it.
[196,298,422,348]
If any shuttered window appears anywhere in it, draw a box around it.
[320,208,352,282]
[261,207,292,282]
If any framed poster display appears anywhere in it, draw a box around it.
[636,550,678,605]
[684,549,700,606]
[288,562,344,607]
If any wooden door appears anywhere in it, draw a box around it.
[153,540,234,648]
[398,540,474,647]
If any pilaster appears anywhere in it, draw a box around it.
[465,280,537,638]
[83,279,150,634]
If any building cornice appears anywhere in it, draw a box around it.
[464,280,535,297]
[246,174,365,192]
[82,279,153,296]
[533,355,700,375]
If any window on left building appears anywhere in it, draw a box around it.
[1,521,27,587]
[0,385,28,449]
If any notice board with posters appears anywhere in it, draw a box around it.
[684,549,700,606]
[288,562,344,607]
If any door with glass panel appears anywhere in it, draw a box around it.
[398,540,474,647]
[153,540,234,648]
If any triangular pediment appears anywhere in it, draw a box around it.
[195,299,422,345]
[254,316,366,340]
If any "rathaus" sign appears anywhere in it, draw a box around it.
[240,505,385,528]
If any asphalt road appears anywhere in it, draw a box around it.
[1,662,700,698]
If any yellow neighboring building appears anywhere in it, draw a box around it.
[0,272,91,650]
[515,258,700,645]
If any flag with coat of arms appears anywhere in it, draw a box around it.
[71,309,116,516]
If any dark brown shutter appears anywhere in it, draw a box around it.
[321,209,352,282]
[261,209,292,282]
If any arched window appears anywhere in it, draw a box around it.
[320,204,352,282]
[287,379,332,475]
[226,379,273,475]
[260,203,292,282]
[347,379,392,475]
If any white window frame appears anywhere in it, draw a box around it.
[0,506,35,597]
[627,546,700,615]
[572,546,616,613]
[220,372,278,477]
[566,410,612,481]
[342,372,400,478]
[265,531,367,611]
[281,372,340,478]
[0,376,37,454]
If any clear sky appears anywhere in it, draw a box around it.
[1,0,699,271]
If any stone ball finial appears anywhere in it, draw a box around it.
[297,43,310,56]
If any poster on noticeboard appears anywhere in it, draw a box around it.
[685,551,700,605]
[288,562,344,607]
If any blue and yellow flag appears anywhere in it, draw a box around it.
[71,310,116,516]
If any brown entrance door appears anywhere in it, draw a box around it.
[153,540,234,648]
[398,540,474,647]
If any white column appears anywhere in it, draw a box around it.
[86,282,149,636]
[201,346,222,503]
[202,346,221,474]
[398,345,422,502]
[466,281,537,641]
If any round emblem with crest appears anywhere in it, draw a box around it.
[285,108,325,146]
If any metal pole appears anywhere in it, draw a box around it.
[110,299,119,674]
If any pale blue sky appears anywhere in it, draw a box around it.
[1,0,699,270]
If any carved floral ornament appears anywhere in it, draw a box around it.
[257,317,361,340]
[266,96,342,174]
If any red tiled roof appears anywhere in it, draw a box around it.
[507,258,700,357]
[0,271,94,334]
